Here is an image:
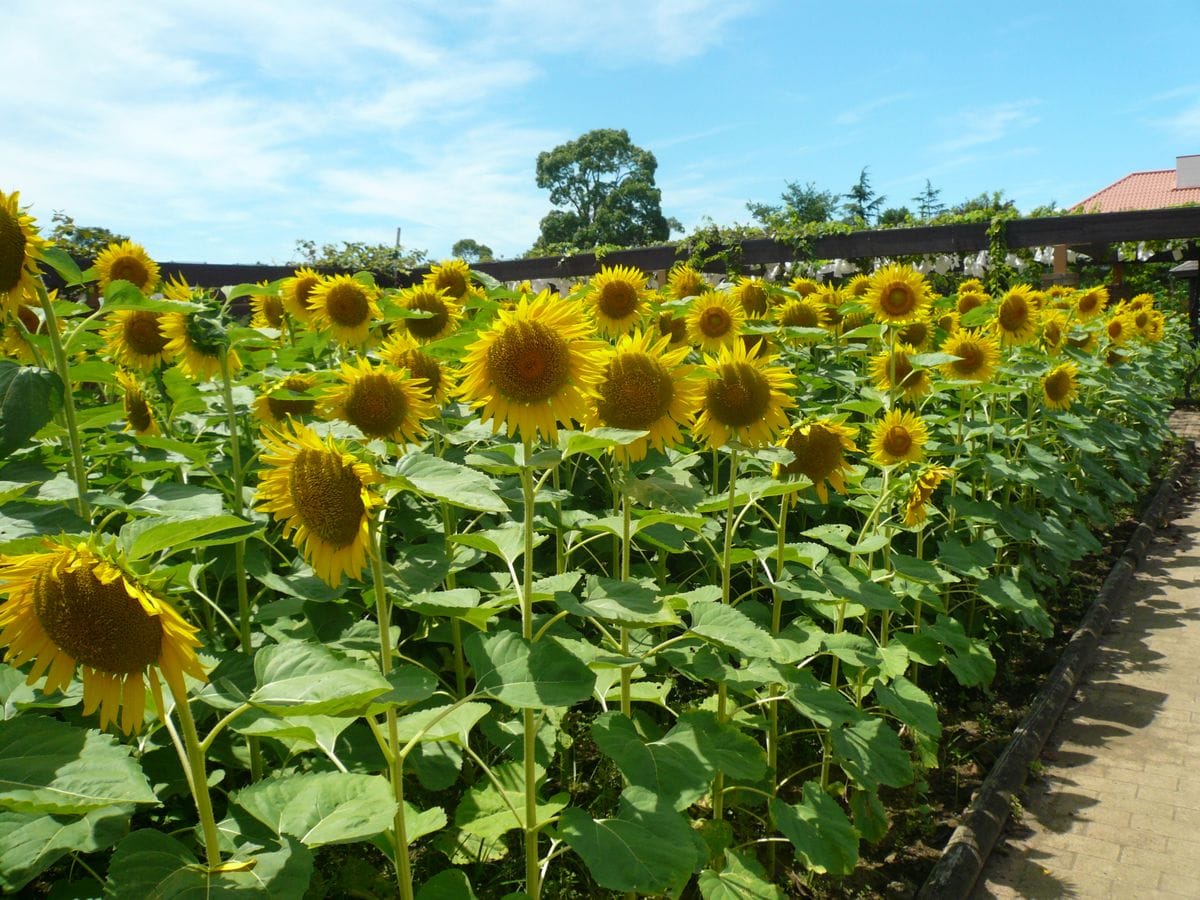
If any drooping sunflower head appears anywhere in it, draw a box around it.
[789,276,821,298]
[1140,310,1166,342]
[774,419,858,504]
[587,265,650,337]
[956,290,989,317]
[1074,286,1107,321]
[732,276,772,318]
[935,309,960,335]
[1042,361,1079,411]
[1067,328,1099,354]
[160,310,240,382]
[867,264,930,324]
[253,372,319,426]
[585,329,703,462]
[103,309,174,371]
[940,329,1000,383]
[255,422,382,586]
[692,340,797,450]
[379,332,458,405]
[666,263,709,300]
[399,283,463,344]
[323,357,436,444]
[0,538,206,733]
[656,310,690,348]
[897,316,933,350]
[282,267,324,323]
[309,274,381,347]
[1104,312,1134,346]
[870,344,932,399]
[903,465,954,527]
[250,284,287,330]
[116,370,159,436]
[94,240,160,294]
[1127,293,1156,312]
[0,190,50,312]
[869,408,928,468]
[459,290,604,441]
[686,290,745,352]
[1040,310,1069,355]
[775,297,828,335]
[1043,285,1073,309]
[995,284,1040,345]
[425,259,475,302]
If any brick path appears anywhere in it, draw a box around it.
[974,412,1200,898]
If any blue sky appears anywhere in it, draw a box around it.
[4,1,1198,265]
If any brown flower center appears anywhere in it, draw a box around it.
[486,321,571,403]
[595,353,674,430]
[950,341,984,376]
[126,392,154,433]
[0,204,25,294]
[957,292,985,315]
[699,306,733,338]
[257,295,285,327]
[342,373,409,438]
[882,285,916,317]
[1044,369,1072,402]
[434,269,469,300]
[705,362,771,427]
[109,256,153,291]
[295,276,320,310]
[779,301,821,328]
[659,313,687,345]
[1043,321,1064,347]
[395,350,442,399]
[597,281,639,320]
[34,563,162,674]
[998,297,1029,334]
[267,377,315,421]
[882,426,912,458]
[289,448,366,547]
[886,353,914,387]
[123,311,169,357]
[738,284,768,316]
[325,283,371,328]
[406,292,451,340]
[899,320,929,346]
[780,424,843,481]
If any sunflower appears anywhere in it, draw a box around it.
[935,309,960,335]
[425,259,475,302]
[897,316,933,350]
[103,309,174,370]
[459,290,604,441]
[584,329,703,462]
[1127,293,1155,311]
[869,408,928,468]
[656,311,689,348]
[788,276,820,298]
[379,332,458,405]
[323,358,436,444]
[255,422,382,586]
[398,283,463,344]
[2,321,35,363]
[774,419,858,503]
[282,267,324,323]
[1042,362,1079,411]
[940,329,1000,383]
[775,297,828,333]
[587,265,650,337]
[160,311,241,381]
[1040,310,1069,355]
[1043,285,1073,309]
[116,370,159,436]
[665,263,709,301]
[870,344,932,399]
[956,290,988,317]
[0,538,206,733]
[250,284,287,330]
[0,190,51,312]
[1104,312,1134,346]
[995,284,1039,345]
[1067,329,1099,354]
[903,465,954,527]
[1141,310,1166,342]
[1074,286,1107,321]
[94,240,160,294]
[844,274,872,300]
[732,276,771,317]
[867,265,930,325]
[692,340,796,450]
[308,275,380,346]
[253,372,319,425]
[686,291,744,352]
[959,278,984,295]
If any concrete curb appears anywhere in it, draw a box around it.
[917,447,1195,900]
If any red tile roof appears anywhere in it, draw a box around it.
[1073,169,1200,212]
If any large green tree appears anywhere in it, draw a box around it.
[842,167,886,225]
[48,212,129,263]
[291,238,427,273]
[532,128,677,253]
[451,238,494,263]
[747,180,840,228]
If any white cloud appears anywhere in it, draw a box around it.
[833,94,913,127]
[1157,101,1200,143]
[934,101,1041,154]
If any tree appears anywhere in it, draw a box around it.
[532,128,675,252]
[48,212,129,263]
[451,239,494,263]
[878,206,913,227]
[747,181,840,228]
[911,180,945,221]
[949,190,1017,218]
[291,239,427,273]
[842,167,886,225]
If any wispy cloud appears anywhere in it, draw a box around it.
[1156,101,1200,143]
[834,94,912,127]
[934,101,1041,154]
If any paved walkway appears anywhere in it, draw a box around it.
[975,413,1200,898]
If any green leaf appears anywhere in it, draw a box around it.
[561,427,649,459]
[977,575,1052,636]
[924,615,996,687]
[40,247,85,285]
[0,717,157,815]
[392,452,508,513]
[0,805,131,892]
[688,600,778,660]
[889,553,957,585]
[104,829,313,897]
[770,783,859,875]
[394,702,491,746]
[698,848,786,900]
[694,476,804,514]
[0,362,64,459]
[554,576,679,627]
[830,717,914,791]
[465,631,595,709]
[786,671,866,728]
[873,675,942,738]
[454,761,565,838]
[234,772,397,847]
[397,588,504,632]
[591,711,766,811]
[417,869,478,900]
[249,640,391,717]
[849,788,890,844]
[936,537,993,579]
[119,513,259,561]
[450,523,544,569]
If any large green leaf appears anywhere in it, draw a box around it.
[104,829,313,897]
[234,772,397,848]
[924,615,996,687]
[591,711,766,811]
[873,675,941,739]
[977,575,1052,636]
[786,671,865,729]
[829,717,914,791]
[769,783,859,875]
[392,452,508,513]
[453,761,566,839]
[688,600,777,660]
[0,362,64,459]
[119,513,259,562]
[0,805,131,892]
[450,523,544,569]
[417,869,478,900]
[464,631,595,709]
[249,640,391,717]
[0,717,156,815]
[698,848,786,900]
[554,575,679,627]
[394,702,491,747]
[561,427,649,459]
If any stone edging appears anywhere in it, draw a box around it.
[917,447,1195,899]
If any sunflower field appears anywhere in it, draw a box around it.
[0,189,1190,898]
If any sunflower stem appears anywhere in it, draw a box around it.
[712,447,740,829]
[619,472,633,718]
[159,670,222,871]
[218,348,252,653]
[520,438,542,900]
[35,283,90,521]
[440,501,467,698]
[767,494,789,877]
